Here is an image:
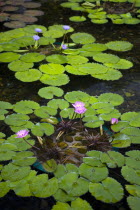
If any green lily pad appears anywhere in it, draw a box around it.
[66,55,88,65]
[31,122,54,136]
[121,166,140,185]
[4,113,29,126]
[38,86,64,99]
[64,91,90,103]
[34,106,57,118]
[89,177,124,203]
[20,53,45,63]
[93,53,120,64]
[82,43,108,52]
[98,93,124,106]
[92,68,122,81]
[15,69,42,82]
[12,151,36,166]
[13,100,40,114]
[46,54,67,64]
[0,182,10,197]
[8,60,34,72]
[70,32,96,44]
[40,74,69,86]
[69,16,86,22]
[47,99,69,110]
[127,196,140,210]
[105,59,133,70]
[106,41,133,52]
[39,63,65,74]
[0,101,13,109]
[0,52,20,62]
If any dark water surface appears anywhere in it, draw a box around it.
[0,0,140,209]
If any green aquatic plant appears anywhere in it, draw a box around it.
[61,0,140,25]
[0,24,134,84]
[1,90,140,209]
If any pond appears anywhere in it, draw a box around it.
[0,0,140,209]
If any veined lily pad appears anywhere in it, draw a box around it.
[40,74,69,86]
[60,2,79,8]
[70,32,96,44]
[8,60,34,72]
[46,54,67,64]
[75,63,108,74]
[31,123,54,136]
[82,43,108,52]
[34,106,57,118]
[12,151,36,166]
[66,55,88,65]
[13,100,40,114]
[121,166,140,185]
[39,63,65,74]
[93,53,120,64]
[15,69,42,82]
[92,68,122,80]
[47,99,69,110]
[0,182,10,197]
[89,177,124,203]
[38,86,64,99]
[0,101,13,109]
[105,59,133,69]
[0,52,20,62]
[4,113,29,126]
[127,196,140,210]
[65,65,88,75]
[106,41,133,52]
[98,93,124,106]
[91,19,108,24]
[64,91,90,103]
[20,53,45,63]
[69,16,86,22]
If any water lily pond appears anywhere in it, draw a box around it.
[0,0,140,210]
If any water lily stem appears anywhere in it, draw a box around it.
[23,138,40,150]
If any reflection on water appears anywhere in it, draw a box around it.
[0,0,140,113]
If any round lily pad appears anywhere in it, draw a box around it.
[8,60,34,72]
[92,68,122,81]
[40,74,70,86]
[106,41,133,52]
[4,21,26,29]
[38,86,64,99]
[66,55,88,65]
[13,100,40,114]
[69,16,86,22]
[82,43,108,52]
[39,63,65,74]
[93,53,120,64]
[20,53,45,63]
[70,32,96,44]
[0,52,20,62]
[24,10,44,16]
[15,69,42,82]
[3,6,19,12]
[64,91,90,103]
[23,2,41,8]
[105,59,133,70]
[46,54,67,64]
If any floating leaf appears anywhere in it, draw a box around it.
[42,159,57,173]
[15,69,42,82]
[111,121,129,132]
[31,123,54,136]
[105,59,133,70]
[89,177,124,203]
[38,86,64,99]
[122,166,140,185]
[64,91,90,103]
[125,150,140,170]
[79,163,108,182]
[1,163,31,182]
[65,65,88,75]
[54,188,76,202]
[39,63,65,74]
[71,198,93,210]
[4,113,29,126]
[111,133,131,148]
[66,55,88,65]
[54,164,67,179]
[47,99,69,110]
[127,196,140,210]
[52,201,71,210]
[13,100,40,114]
[98,93,124,106]
[0,52,20,62]
[93,53,120,64]
[8,60,34,72]
[106,41,133,52]
[75,63,108,75]
[82,43,108,52]
[0,182,10,197]
[40,74,69,86]
[100,151,125,168]
[69,16,86,22]
[92,68,122,81]
[0,150,16,161]
[91,18,108,24]
[34,106,57,118]
[126,185,140,197]
[30,174,58,197]
[20,53,45,63]
[59,172,78,192]
[0,101,13,109]
[70,32,96,44]
[46,54,67,64]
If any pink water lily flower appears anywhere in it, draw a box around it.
[16,129,29,138]
[75,106,87,114]
[72,101,85,109]
[111,118,119,125]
